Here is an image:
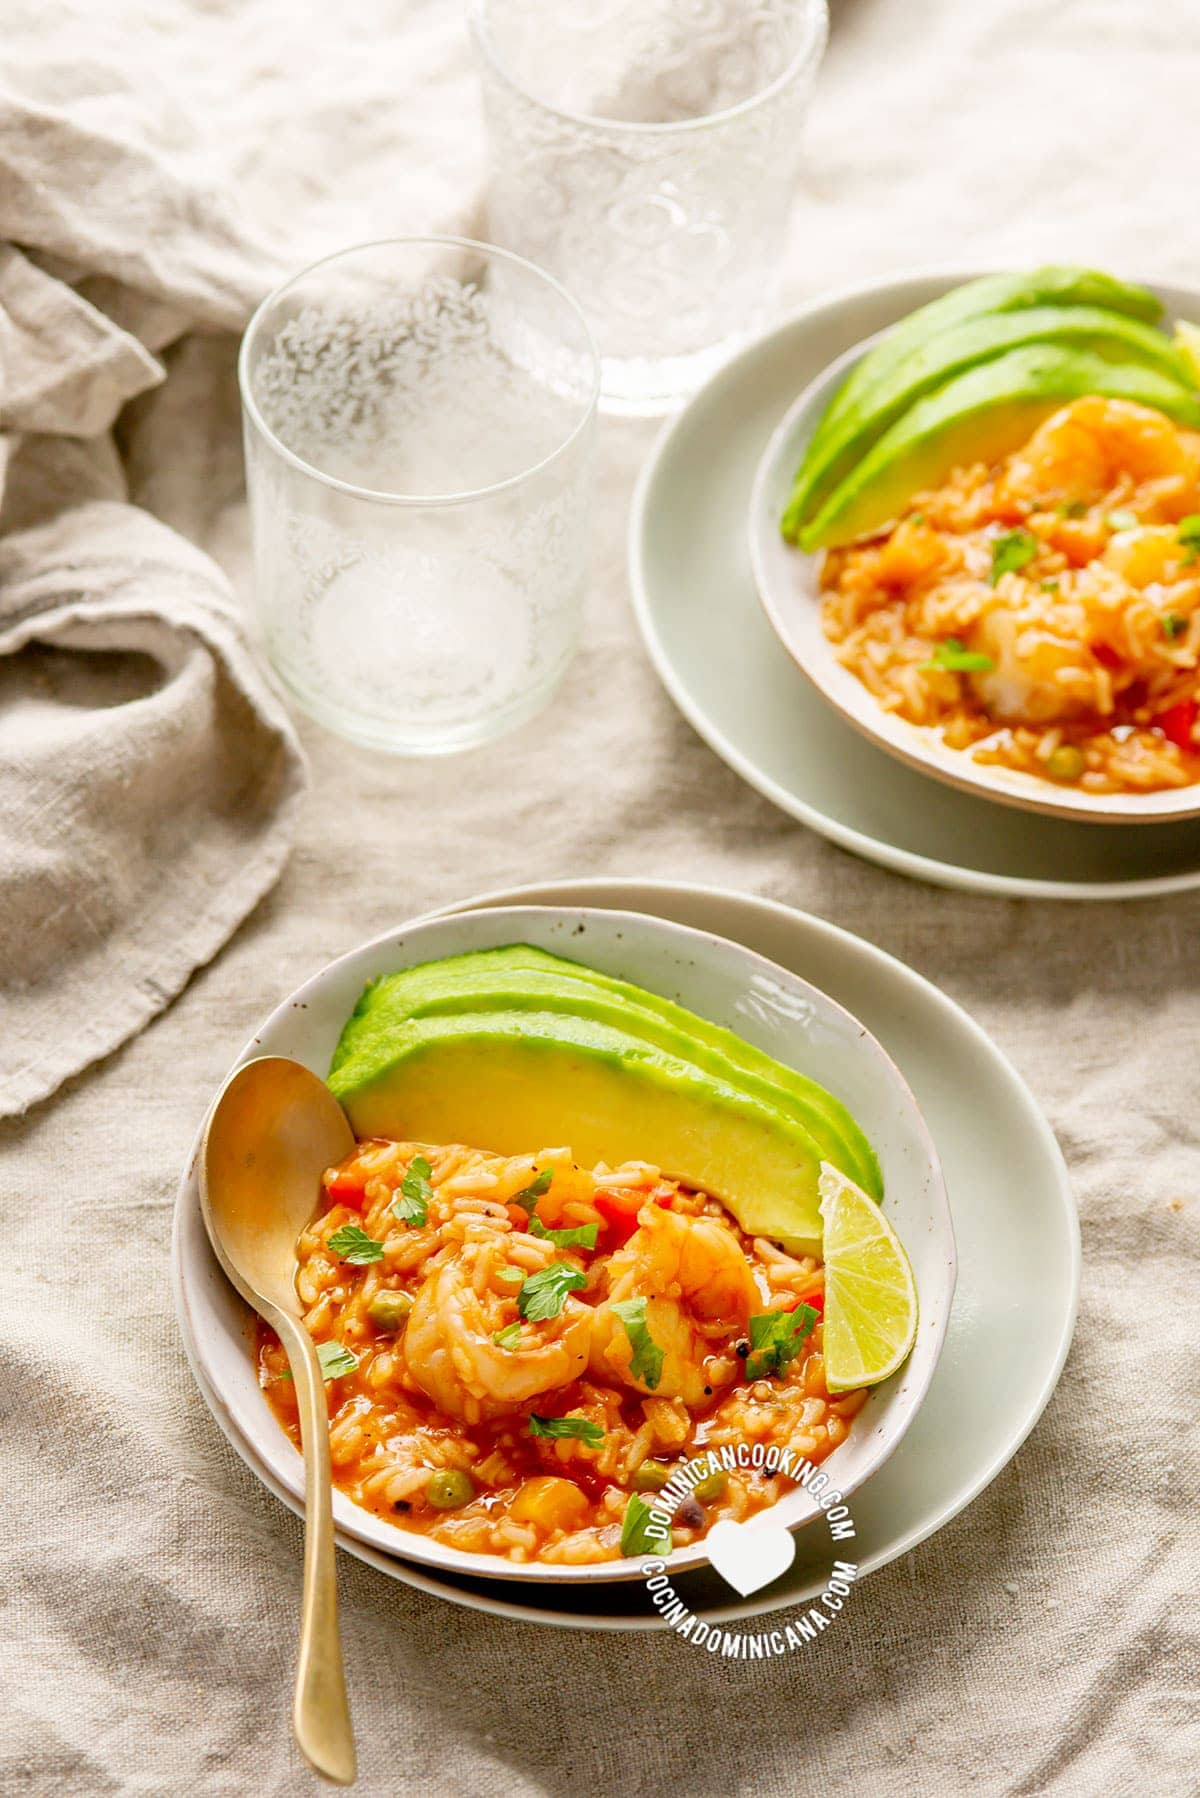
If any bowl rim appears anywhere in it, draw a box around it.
[747,285,1200,826]
[174,901,955,1588]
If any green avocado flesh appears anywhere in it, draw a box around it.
[781,304,1191,540]
[811,267,1162,454]
[328,946,883,1253]
[800,345,1200,552]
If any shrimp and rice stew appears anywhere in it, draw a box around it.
[260,1139,865,1565]
[821,398,1200,793]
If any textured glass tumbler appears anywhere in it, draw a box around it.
[239,239,599,755]
[470,0,828,415]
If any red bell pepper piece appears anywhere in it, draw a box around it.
[594,1190,644,1246]
[324,1166,369,1209]
[1092,643,1122,671]
[1155,698,1198,751]
[781,1291,824,1319]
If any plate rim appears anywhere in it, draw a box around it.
[628,265,1200,898]
[172,877,1080,1631]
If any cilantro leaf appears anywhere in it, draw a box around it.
[1164,613,1187,641]
[1055,500,1087,519]
[317,1339,360,1379]
[276,1339,360,1382]
[517,1261,587,1322]
[744,1306,818,1382]
[1177,515,1200,547]
[621,1492,670,1557]
[919,636,995,674]
[495,1266,525,1286]
[512,1167,553,1215]
[492,1323,524,1352]
[528,1413,604,1446]
[327,1222,385,1265]
[612,1296,664,1391]
[529,1218,599,1251]
[391,1155,433,1227]
[990,528,1039,585]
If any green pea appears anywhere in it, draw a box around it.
[1047,745,1086,781]
[691,1469,728,1503]
[367,1290,412,1332]
[426,1468,475,1511]
[630,1460,671,1492]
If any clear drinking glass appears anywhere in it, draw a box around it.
[239,238,599,754]
[470,0,829,415]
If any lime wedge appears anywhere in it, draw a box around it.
[818,1163,918,1391]
[1174,320,1200,387]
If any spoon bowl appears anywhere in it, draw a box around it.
[200,1056,357,1787]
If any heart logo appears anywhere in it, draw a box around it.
[705,1518,797,1597]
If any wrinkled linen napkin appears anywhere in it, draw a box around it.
[0,0,488,1121]
[0,131,307,1117]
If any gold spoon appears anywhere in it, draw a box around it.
[200,1055,357,1786]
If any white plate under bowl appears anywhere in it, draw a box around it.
[750,317,1200,825]
[631,266,1200,895]
[175,903,952,1588]
[173,879,1078,1630]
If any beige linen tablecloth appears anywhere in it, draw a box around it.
[2,2,1197,1793]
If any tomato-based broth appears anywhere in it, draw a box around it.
[820,398,1200,795]
[259,1138,867,1565]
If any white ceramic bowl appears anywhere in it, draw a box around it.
[749,325,1200,825]
[176,904,955,1585]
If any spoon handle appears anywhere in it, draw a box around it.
[276,1312,357,1786]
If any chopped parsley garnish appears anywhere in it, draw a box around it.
[1164,613,1187,640]
[611,1297,664,1391]
[621,1492,668,1557]
[1106,509,1139,532]
[528,1414,604,1446]
[317,1340,360,1379]
[492,1323,524,1352]
[744,1306,818,1382]
[1055,500,1087,519]
[1040,578,1060,593]
[512,1167,553,1215]
[495,1266,525,1286]
[517,1261,587,1321]
[990,527,1039,585]
[276,1339,360,1382]
[326,1222,385,1265]
[529,1218,599,1251]
[1177,515,1200,546]
[919,636,995,674]
[391,1155,433,1226]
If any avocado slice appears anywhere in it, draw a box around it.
[808,267,1162,466]
[782,305,1191,539]
[801,345,1200,551]
[330,1007,830,1252]
[332,945,881,1199]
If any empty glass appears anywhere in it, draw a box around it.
[470,0,828,415]
[239,238,599,755]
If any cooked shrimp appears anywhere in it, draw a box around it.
[589,1204,758,1408]
[970,590,1102,723]
[1001,397,1200,507]
[403,1234,591,1425]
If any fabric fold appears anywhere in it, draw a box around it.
[0,501,306,1118]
